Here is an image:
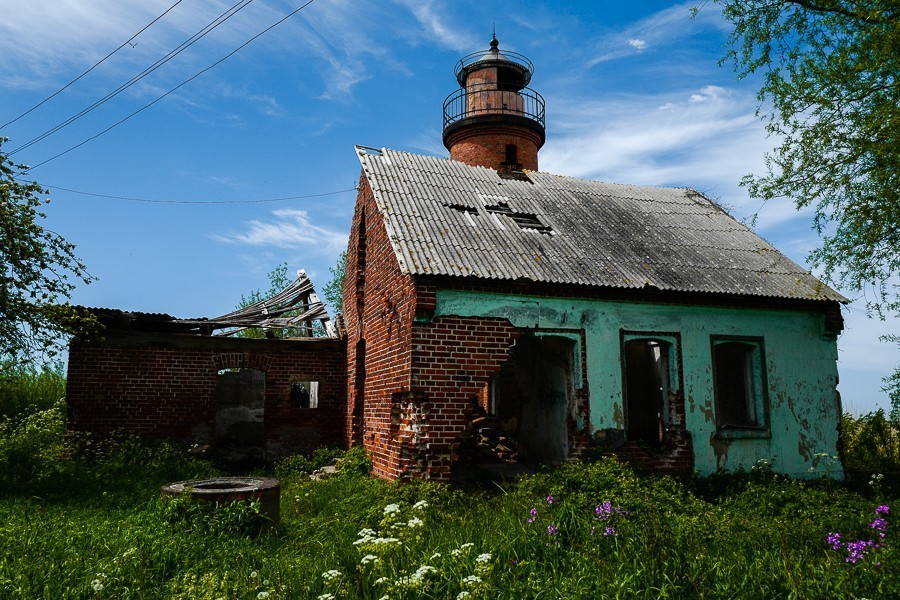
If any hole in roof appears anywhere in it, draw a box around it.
[484,203,553,235]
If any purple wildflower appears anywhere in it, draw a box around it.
[547,524,558,537]
[546,495,555,505]
[603,526,617,537]
[870,518,887,537]
[527,508,537,524]
[590,527,596,536]
[875,505,890,516]
[826,532,842,551]
[594,501,624,521]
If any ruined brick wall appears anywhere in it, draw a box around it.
[406,314,521,480]
[343,174,418,479]
[66,334,346,455]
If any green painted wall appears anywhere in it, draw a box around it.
[434,289,842,477]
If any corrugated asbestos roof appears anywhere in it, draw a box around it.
[356,146,846,303]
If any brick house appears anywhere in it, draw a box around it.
[343,37,846,481]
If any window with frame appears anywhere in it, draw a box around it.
[711,337,768,436]
[621,331,682,445]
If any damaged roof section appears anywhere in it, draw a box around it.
[356,146,846,303]
[89,270,338,338]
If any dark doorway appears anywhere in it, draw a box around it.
[623,339,671,445]
[494,335,574,464]
[215,368,265,448]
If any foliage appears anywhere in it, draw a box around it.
[0,138,96,364]
[2,371,899,597]
[0,399,65,487]
[0,359,66,421]
[161,494,270,537]
[709,0,900,413]
[322,251,346,316]
[275,446,344,477]
[234,262,293,339]
[842,410,900,494]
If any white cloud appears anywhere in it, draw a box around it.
[627,39,647,51]
[587,2,725,66]
[213,208,348,252]
[393,0,475,52]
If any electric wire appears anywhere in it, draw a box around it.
[8,0,258,156]
[40,183,356,204]
[0,0,186,130]
[24,0,317,171]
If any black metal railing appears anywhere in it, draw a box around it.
[442,86,545,130]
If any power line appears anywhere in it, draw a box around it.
[9,0,258,156]
[0,0,186,130]
[41,183,356,204]
[24,0,317,171]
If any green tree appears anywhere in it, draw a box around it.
[321,251,345,316]
[0,138,95,364]
[234,262,292,339]
[707,0,900,408]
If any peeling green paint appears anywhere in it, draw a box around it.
[434,289,843,477]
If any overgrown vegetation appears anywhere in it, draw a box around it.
[1,369,898,598]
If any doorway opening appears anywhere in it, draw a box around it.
[622,337,676,446]
[491,334,575,465]
[215,368,266,451]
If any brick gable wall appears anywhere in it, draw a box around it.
[343,174,418,479]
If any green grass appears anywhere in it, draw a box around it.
[1,368,898,598]
[0,444,896,599]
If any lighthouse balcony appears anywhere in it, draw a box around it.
[442,85,545,131]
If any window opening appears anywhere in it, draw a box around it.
[712,338,768,433]
[290,380,319,408]
[505,144,518,166]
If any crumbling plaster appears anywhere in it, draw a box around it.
[434,289,842,477]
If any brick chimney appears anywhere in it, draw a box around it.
[442,35,546,173]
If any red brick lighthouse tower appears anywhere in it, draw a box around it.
[442,34,546,173]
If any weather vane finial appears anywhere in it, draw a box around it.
[490,23,499,49]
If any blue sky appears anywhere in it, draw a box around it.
[1,0,895,414]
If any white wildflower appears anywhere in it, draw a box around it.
[250,571,259,579]
[322,569,342,581]
[462,574,482,586]
[457,592,471,599]
[383,503,401,516]
[430,552,442,561]
[361,554,380,565]
[407,517,424,528]
[317,594,335,600]
[475,552,492,563]
[91,580,104,592]
[263,580,270,586]
[375,577,388,584]
[257,592,270,600]
[412,500,428,510]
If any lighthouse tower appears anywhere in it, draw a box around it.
[442,35,546,173]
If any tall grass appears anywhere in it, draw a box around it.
[1,369,898,598]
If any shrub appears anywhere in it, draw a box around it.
[0,360,65,421]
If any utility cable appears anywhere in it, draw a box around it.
[40,183,356,204]
[24,0,317,171]
[0,0,186,129]
[9,0,257,156]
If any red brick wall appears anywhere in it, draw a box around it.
[66,334,346,455]
[445,122,542,171]
[343,175,418,479]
